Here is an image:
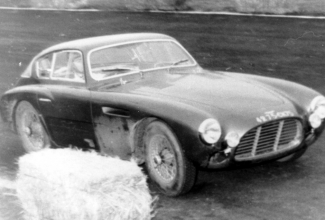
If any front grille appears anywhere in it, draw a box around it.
[235,118,302,160]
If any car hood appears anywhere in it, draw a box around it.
[98,70,302,133]
[115,71,287,112]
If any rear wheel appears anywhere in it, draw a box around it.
[144,120,197,196]
[276,145,308,163]
[15,101,50,152]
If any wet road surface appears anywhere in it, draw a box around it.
[0,9,325,220]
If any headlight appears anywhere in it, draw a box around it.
[309,114,322,129]
[225,132,240,148]
[198,118,221,144]
[308,96,325,128]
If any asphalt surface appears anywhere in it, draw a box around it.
[1,9,325,220]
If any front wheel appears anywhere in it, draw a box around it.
[144,120,197,196]
[15,101,50,152]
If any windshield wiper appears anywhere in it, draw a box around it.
[98,62,139,72]
[167,59,189,74]
[101,66,136,72]
[172,59,189,66]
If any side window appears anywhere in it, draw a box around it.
[36,54,53,78]
[52,51,85,83]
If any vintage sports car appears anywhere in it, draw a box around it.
[1,33,325,196]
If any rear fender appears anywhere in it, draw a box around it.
[0,86,47,132]
[0,95,18,130]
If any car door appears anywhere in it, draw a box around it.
[36,50,98,150]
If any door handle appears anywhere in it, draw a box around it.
[38,98,52,103]
[101,107,130,118]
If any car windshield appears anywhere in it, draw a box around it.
[89,40,195,80]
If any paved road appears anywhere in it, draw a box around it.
[0,9,325,220]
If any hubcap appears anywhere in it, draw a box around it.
[21,110,46,150]
[154,155,163,165]
[24,127,32,136]
[149,135,176,182]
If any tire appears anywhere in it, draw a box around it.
[276,145,308,163]
[144,120,197,196]
[15,101,50,152]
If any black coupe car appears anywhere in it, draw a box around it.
[1,33,325,196]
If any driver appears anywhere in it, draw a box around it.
[69,52,85,82]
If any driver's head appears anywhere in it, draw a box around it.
[72,54,83,73]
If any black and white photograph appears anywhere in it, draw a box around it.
[1,0,325,219]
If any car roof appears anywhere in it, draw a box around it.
[39,33,175,56]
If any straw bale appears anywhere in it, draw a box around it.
[16,148,155,220]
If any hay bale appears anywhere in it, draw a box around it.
[16,148,155,220]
